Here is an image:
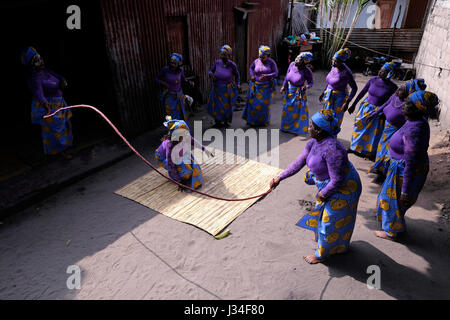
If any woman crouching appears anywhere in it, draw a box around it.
[270,110,362,264]
[155,117,213,192]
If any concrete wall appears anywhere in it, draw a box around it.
[415,0,450,127]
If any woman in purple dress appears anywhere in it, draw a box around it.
[242,45,278,126]
[348,62,400,160]
[374,90,439,241]
[270,110,362,264]
[21,47,73,159]
[320,48,358,127]
[156,53,194,121]
[280,52,314,135]
[205,45,240,127]
[367,78,427,176]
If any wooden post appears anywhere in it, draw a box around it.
[288,0,295,36]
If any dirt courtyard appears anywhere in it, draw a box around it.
[0,71,449,300]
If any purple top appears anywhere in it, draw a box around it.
[372,94,406,128]
[279,136,349,198]
[157,137,206,182]
[208,59,240,86]
[353,76,398,107]
[389,118,430,195]
[249,58,278,82]
[27,69,66,103]
[156,66,188,93]
[282,62,314,89]
[325,64,358,102]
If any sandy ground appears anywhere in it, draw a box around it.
[0,71,450,300]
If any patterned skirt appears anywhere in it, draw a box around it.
[349,98,384,157]
[322,88,349,127]
[205,82,238,123]
[242,79,277,126]
[31,97,73,155]
[376,157,429,238]
[297,162,362,259]
[369,121,399,175]
[154,150,203,193]
[281,83,309,135]
[160,89,187,121]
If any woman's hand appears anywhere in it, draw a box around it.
[270,176,281,189]
[301,84,307,91]
[189,80,195,87]
[316,192,327,202]
[399,193,411,209]
[251,76,256,82]
[60,80,68,89]
[205,149,215,158]
[42,101,51,114]
[280,86,286,94]
[347,103,356,114]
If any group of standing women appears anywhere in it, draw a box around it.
[155,44,441,265]
[270,48,440,264]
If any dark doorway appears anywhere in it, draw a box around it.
[234,10,248,82]
[166,16,190,65]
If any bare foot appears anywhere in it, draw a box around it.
[373,230,396,241]
[303,254,325,264]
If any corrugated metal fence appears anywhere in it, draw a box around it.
[101,0,288,136]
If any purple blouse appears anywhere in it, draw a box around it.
[208,59,240,86]
[157,137,206,182]
[27,69,66,103]
[156,66,188,93]
[282,62,314,89]
[389,118,430,195]
[325,64,358,102]
[353,76,398,107]
[279,136,349,198]
[249,58,278,82]
[372,94,406,128]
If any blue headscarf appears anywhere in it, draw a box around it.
[220,45,232,55]
[163,115,190,134]
[295,52,313,64]
[333,48,351,61]
[409,90,439,113]
[21,46,38,66]
[258,45,271,56]
[170,53,183,65]
[311,110,341,136]
[382,61,401,79]
[405,78,426,95]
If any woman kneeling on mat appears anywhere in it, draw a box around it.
[270,110,362,264]
[155,116,213,192]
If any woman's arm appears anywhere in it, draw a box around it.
[320,147,347,198]
[304,67,314,89]
[282,63,293,88]
[29,73,47,104]
[249,61,256,79]
[401,127,428,196]
[346,70,359,104]
[208,61,217,78]
[350,77,371,109]
[279,140,314,180]
[266,59,279,78]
